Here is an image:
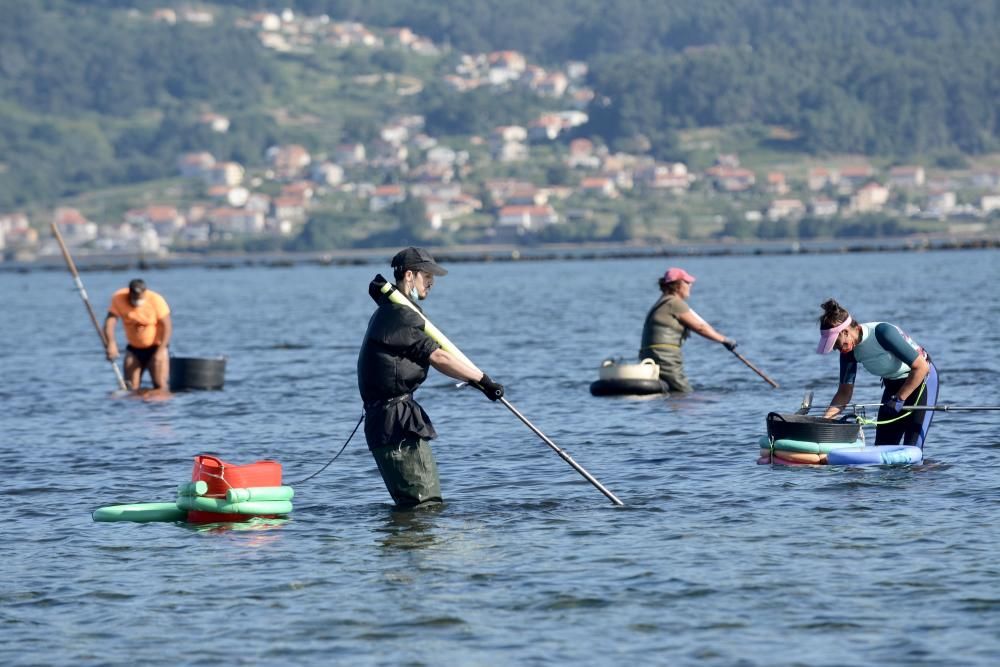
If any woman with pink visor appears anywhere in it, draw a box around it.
[816,298,939,448]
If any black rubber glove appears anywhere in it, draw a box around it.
[722,338,738,351]
[474,374,504,401]
[368,274,389,303]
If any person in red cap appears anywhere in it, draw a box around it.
[816,298,938,448]
[358,247,504,507]
[639,267,736,393]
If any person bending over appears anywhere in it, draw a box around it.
[104,278,172,390]
[816,298,938,448]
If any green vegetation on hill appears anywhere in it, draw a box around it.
[0,1,284,208]
[2,0,1000,248]
[419,83,550,138]
[285,0,1000,157]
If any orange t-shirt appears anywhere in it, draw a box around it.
[108,288,170,348]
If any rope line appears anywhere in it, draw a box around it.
[289,412,364,486]
[857,383,927,427]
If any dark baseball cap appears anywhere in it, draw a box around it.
[128,278,147,296]
[390,247,448,276]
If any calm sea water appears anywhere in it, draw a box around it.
[2,249,999,666]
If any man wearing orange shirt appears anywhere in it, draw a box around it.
[103,278,172,390]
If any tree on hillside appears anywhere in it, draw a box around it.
[290,211,350,251]
[391,196,429,244]
[608,214,635,242]
[419,82,546,136]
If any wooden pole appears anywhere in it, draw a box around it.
[730,349,779,388]
[51,223,128,390]
[374,274,624,506]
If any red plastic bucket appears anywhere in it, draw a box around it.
[188,455,283,523]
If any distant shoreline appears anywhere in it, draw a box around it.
[3,233,998,274]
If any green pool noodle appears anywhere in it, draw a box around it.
[758,435,865,454]
[93,502,188,523]
[176,481,209,496]
[175,495,293,515]
[225,486,295,503]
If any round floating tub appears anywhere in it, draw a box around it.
[590,378,667,396]
[766,412,861,443]
[590,358,668,396]
[170,356,226,391]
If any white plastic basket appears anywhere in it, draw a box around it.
[598,358,660,381]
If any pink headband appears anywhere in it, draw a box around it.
[816,315,852,355]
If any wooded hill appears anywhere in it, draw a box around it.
[2,0,999,210]
[303,0,1000,158]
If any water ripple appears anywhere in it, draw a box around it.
[2,252,999,665]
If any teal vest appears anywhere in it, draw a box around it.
[853,321,919,380]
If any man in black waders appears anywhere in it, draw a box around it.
[358,247,505,507]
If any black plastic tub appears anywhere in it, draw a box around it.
[766,412,861,443]
[170,356,226,391]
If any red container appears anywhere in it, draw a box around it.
[188,454,283,523]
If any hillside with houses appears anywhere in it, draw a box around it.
[2,2,1000,261]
